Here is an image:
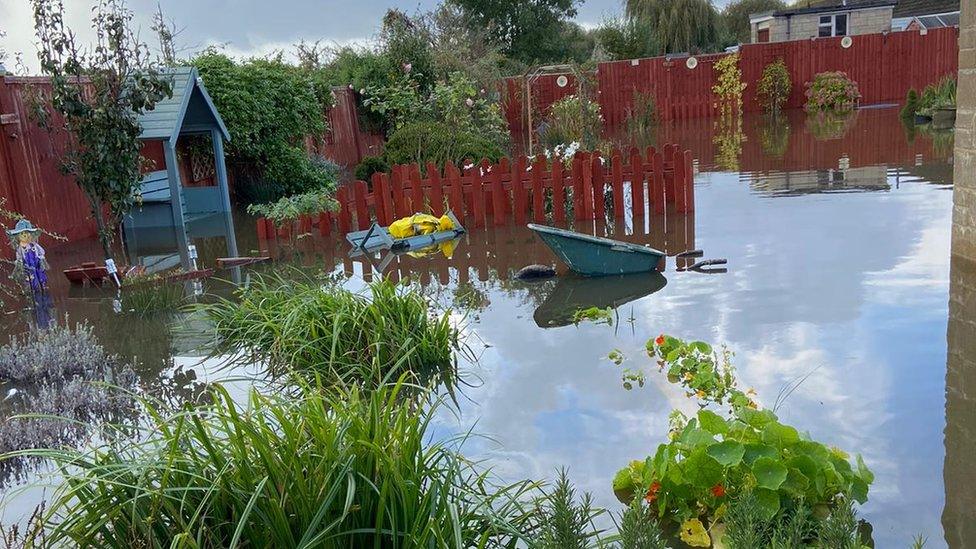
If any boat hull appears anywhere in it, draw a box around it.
[528,224,665,276]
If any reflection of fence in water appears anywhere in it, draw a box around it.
[258,211,697,286]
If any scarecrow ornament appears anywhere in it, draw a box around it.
[6,219,49,293]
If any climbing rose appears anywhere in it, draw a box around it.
[403,63,412,73]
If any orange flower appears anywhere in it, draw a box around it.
[644,481,661,503]
[711,484,726,497]
[655,334,666,346]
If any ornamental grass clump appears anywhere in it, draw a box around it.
[204,275,461,387]
[804,71,860,113]
[14,379,539,548]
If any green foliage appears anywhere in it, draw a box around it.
[901,88,920,121]
[721,0,787,44]
[595,17,659,60]
[804,71,861,113]
[758,58,792,116]
[532,468,605,548]
[626,90,657,143]
[617,497,667,549]
[759,116,791,158]
[805,110,857,141]
[121,273,185,316]
[451,0,583,64]
[203,275,461,387]
[245,187,337,225]
[541,94,604,150]
[380,9,437,92]
[713,53,746,119]
[18,379,540,547]
[572,306,613,326]
[625,0,723,54]
[191,50,334,203]
[28,0,173,258]
[384,120,505,169]
[916,76,956,116]
[354,155,391,181]
[612,335,874,532]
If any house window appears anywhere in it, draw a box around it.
[818,13,849,37]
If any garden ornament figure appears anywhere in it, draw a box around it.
[6,219,49,293]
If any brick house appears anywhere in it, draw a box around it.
[749,0,896,43]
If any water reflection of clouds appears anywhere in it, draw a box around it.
[431,170,951,547]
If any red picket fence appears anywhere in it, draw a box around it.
[504,27,959,133]
[256,144,695,240]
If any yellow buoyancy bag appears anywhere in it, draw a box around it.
[388,213,455,239]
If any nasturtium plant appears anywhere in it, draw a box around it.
[613,334,874,531]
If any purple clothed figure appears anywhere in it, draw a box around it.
[18,242,48,292]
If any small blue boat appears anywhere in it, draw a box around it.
[528,224,666,276]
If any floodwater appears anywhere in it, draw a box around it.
[0,107,964,547]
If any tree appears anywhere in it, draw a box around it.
[450,0,581,64]
[721,0,787,44]
[29,0,172,260]
[595,17,659,60]
[625,0,723,54]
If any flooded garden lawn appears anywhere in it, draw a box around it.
[0,108,959,547]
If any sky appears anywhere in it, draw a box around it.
[0,0,654,73]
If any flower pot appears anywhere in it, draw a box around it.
[914,113,933,125]
[932,107,956,129]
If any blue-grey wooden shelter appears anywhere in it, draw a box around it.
[125,66,236,268]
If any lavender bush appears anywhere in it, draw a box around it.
[0,323,139,486]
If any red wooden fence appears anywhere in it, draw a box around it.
[309,87,384,167]
[505,27,959,133]
[256,144,695,240]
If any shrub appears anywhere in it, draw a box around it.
[713,53,746,118]
[203,275,461,387]
[541,94,603,150]
[757,58,791,115]
[20,379,539,548]
[594,17,659,60]
[384,120,505,169]
[355,155,391,181]
[245,188,337,225]
[626,90,657,140]
[611,335,874,539]
[804,71,860,113]
[917,76,956,116]
[191,51,333,204]
[120,273,185,315]
[901,88,920,121]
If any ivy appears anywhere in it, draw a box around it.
[191,51,335,203]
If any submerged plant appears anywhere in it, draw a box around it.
[120,272,185,315]
[246,186,338,225]
[572,306,614,326]
[16,379,539,548]
[804,71,860,113]
[203,274,461,387]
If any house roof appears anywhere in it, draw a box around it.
[772,0,897,16]
[137,66,230,143]
[892,0,959,18]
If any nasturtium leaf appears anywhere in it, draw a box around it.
[752,457,788,490]
[761,422,800,448]
[689,341,712,354]
[652,446,669,479]
[698,409,729,435]
[753,488,781,520]
[790,440,830,462]
[736,407,778,429]
[743,443,778,465]
[780,468,810,495]
[707,440,745,467]
[786,455,819,481]
[850,477,869,504]
[856,454,875,484]
[681,450,724,488]
[829,454,854,476]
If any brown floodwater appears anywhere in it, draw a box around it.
[0,107,966,547]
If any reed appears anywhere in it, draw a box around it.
[12,378,539,548]
[202,274,461,388]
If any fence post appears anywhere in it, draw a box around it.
[445,163,464,217]
[683,150,695,213]
[552,158,566,223]
[426,162,445,216]
[611,151,625,219]
[630,149,645,219]
[651,152,665,215]
[531,156,546,223]
[318,211,332,236]
[579,153,593,220]
[353,180,370,230]
[391,166,408,219]
[513,155,528,224]
[256,217,268,240]
[471,165,486,228]
[591,151,604,220]
[409,163,424,213]
[491,163,507,226]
